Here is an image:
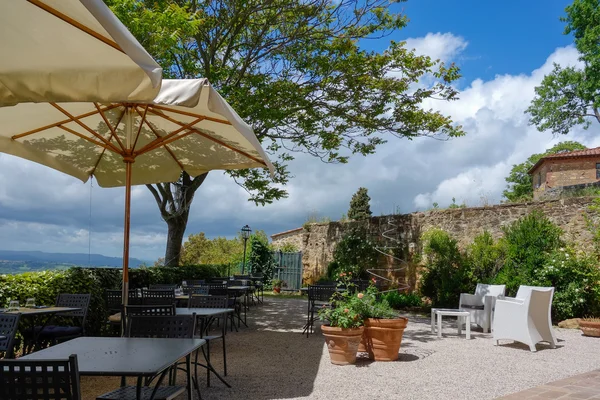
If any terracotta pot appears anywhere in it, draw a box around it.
[321,325,364,365]
[580,320,600,337]
[358,317,408,361]
[273,287,281,293]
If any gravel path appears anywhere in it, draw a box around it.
[80,297,600,400]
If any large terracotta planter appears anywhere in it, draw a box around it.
[321,325,364,365]
[358,317,408,361]
[580,320,600,337]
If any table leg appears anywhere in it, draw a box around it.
[430,309,435,334]
[437,313,442,338]
[458,316,462,336]
[466,315,471,340]
[136,377,142,400]
[186,354,192,400]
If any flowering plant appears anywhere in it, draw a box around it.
[355,279,398,319]
[318,272,364,329]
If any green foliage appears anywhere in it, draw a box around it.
[318,274,365,329]
[348,187,373,220]
[466,231,505,283]
[180,232,244,266]
[128,264,227,288]
[496,211,564,294]
[448,197,467,209]
[329,226,379,278]
[248,233,276,282]
[381,291,423,309]
[503,141,586,202]
[271,279,286,289]
[274,242,299,253]
[585,197,600,255]
[419,229,472,307]
[356,284,398,319]
[527,0,600,135]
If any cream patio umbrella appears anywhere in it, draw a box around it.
[1,0,162,105]
[0,78,274,302]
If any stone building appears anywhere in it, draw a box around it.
[529,147,600,200]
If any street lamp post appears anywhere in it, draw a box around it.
[241,225,252,275]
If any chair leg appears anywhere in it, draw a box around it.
[206,339,211,387]
[222,336,227,376]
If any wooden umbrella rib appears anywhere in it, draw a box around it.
[134,107,185,170]
[57,125,114,151]
[11,104,120,140]
[131,105,149,152]
[94,103,125,152]
[135,108,204,155]
[148,109,267,167]
[50,103,122,154]
[150,104,232,126]
[27,0,123,53]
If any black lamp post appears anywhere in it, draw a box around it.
[241,225,252,274]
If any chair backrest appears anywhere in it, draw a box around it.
[184,280,205,286]
[526,288,555,332]
[0,313,19,359]
[516,285,553,300]
[149,284,177,290]
[105,290,140,312]
[0,354,81,400]
[188,295,228,309]
[127,315,196,339]
[123,304,176,334]
[474,284,506,298]
[142,289,175,305]
[208,284,228,296]
[55,294,91,331]
[308,285,337,303]
[228,280,247,287]
[182,285,209,295]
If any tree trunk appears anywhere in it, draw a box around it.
[164,212,189,267]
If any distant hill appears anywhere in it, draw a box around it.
[0,250,148,274]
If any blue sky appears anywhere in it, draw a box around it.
[1,0,597,262]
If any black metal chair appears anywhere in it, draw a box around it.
[183,280,205,286]
[304,285,337,337]
[24,294,91,350]
[142,289,175,306]
[0,313,20,359]
[122,305,176,335]
[0,354,81,400]
[105,290,140,334]
[148,284,177,290]
[182,285,209,296]
[188,296,230,387]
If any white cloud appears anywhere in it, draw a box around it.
[404,32,468,62]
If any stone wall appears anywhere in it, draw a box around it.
[534,158,600,200]
[271,227,304,251]
[272,197,599,285]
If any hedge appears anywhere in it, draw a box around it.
[0,264,227,336]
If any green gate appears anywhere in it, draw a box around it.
[273,251,303,290]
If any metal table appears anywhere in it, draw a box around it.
[228,286,251,327]
[1,306,81,352]
[21,336,205,400]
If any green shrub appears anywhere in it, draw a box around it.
[419,229,473,308]
[466,231,505,283]
[330,226,379,279]
[248,235,276,283]
[381,291,422,309]
[128,264,227,288]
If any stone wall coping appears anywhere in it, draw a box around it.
[270,227,304,239]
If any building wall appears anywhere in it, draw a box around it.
[272,197,598,285]
[534,158,600,200]
[271,228,304,251]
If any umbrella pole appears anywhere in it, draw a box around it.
[122,159,133,309]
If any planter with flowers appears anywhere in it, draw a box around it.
[272,279,286,293]
[357,278,408,361]
[580,317,600,337]
[318,273,364,365]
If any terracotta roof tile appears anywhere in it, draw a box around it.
[528,146,600,174]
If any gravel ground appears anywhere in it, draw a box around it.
[81,297,600,400]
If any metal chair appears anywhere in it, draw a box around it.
[25,294,91,349]
[122,305,176,334]
[0,313,20,359]
[304,285,337,337]
[149,284,178,290]
[142,289,175,306]
[188,295,230,387]
[182,285,209,296]
[0,354,81,400]
[183,280,205,286]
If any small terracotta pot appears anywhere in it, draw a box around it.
[580,320,600,337]
[273,287,281,293]
[358,317,408,361]
[321,325,364,365]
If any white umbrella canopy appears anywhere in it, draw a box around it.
[0,0,162,105]
[0,78,274,297]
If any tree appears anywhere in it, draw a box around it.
[527,0,600,135]
[179,232,244,265]
[503,141,586,202]
[348,187,373,220]
[108,0,465,266]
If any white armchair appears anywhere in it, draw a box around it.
[492,286,557,352]
[459,284,506,333]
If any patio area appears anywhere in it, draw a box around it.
[79,296,600,400]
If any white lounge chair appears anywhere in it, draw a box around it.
[459,284,506,333]
[492,286,557,352]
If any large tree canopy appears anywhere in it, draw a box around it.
[503,141,586,202]
[107,0,465,266]
[527,0,600,134]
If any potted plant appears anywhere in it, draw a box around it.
[318,273,365,365]
[272,279,285,293]
[356,279,409,361]
[580,317,600,337]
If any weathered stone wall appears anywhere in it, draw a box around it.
[271,228,304,251]
[274,197,599,285]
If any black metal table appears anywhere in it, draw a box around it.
[21,336,205,400]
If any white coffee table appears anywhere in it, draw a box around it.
[431,308,471,339]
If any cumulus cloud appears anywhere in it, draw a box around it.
[404,32,468,62]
